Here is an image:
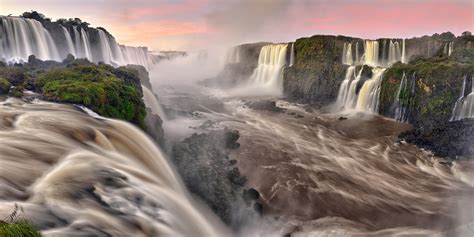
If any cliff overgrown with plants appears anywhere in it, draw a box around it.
[0,56,154,132]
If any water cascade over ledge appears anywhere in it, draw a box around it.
[335,39,406,112]
[451,75,474,120]
[0,16,154,69]
[0,99,220,236]
[248,44,289,95]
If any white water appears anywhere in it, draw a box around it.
[142,85,167,121]
[61,26,76,57]
[226,46,241,64]
[248,44,288,95]
[0,16,154,69]
[336,38,406,113]
[289,42,295,67]
[0,16,60,62]
[394,72,408,121]
[451,76,474,120]
[355,68,386,112]
[0,99,222,236]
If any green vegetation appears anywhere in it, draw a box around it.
[0,204,41,237]
[36,65,146,129]
[0,221,41,237]
[0,77,11,94]
[380,50,474,124]
[0,60,147,129]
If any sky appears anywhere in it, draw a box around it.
[0,0,473,51]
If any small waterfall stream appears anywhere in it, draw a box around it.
[451,76,474,120]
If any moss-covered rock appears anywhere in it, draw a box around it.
[0,77,11,94]
[380,55,474,125]
[283,35,354,106]
[35,64,147,129]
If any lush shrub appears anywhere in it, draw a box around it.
[0,220,41,237]
[0,77,11,94]
[37,65,146,128]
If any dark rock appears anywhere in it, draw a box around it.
[171,129,247,225]
[246,100,283,112]
[400,120,474,157]
[338,116,348,120]
[242,188,260,205]
[253,202,263,215]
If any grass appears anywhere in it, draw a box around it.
[0,204,41,237]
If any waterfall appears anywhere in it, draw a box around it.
[342,42,353,65]
[248,44,288,94]
[451,76,474,121]
[61,26,76,57]
[448,42,454,56]
[363,40,379,67]
[0,99,220,236]
[142,85,167,121]
[289,42,295,67]
[80,28,93,61]
[388,40,402,65]
[335,38,407,113]
[0,16,153,69]
[97,29,112,64]
[394,72,416,122]
[355,68,387,112]
[355,41,360,64]
[401,39,407,63]
[0,16,60,62]
[226,46,241,64]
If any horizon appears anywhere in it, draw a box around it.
[1,0,473,51]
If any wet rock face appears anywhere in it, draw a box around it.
[283,35,352,107]
[400,119,474,157]
[245,100,283,112]
[171,129,249,225]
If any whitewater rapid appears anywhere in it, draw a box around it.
[0,99,221,236]
[155,83,474,236]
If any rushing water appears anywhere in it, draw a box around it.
[0,98,222,236]
[154,82,474,236]
[336,39,407,113]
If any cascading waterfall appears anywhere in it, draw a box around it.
[289,42,295,67]
[342,42,353,65]
[0,16,154,69]
[394,72,416,122]
[61,26,76,57]
[443,42,454,56]
[451,76,474,121]
[97,29,114,64]
[248,44,288,94]
[226,46,241,64]
[336,38,406,113]
[0,16,60,62]
[363,40,379,67]
[355,68,386,112]
[80,28,93,61]
[401,39,407,63]
[142,85,167,121]
[0,99,220,236]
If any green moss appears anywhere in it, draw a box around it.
[379,53,474,123]
[0,77,11,94]
[0,220,41,237]
[37,65,146,129]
